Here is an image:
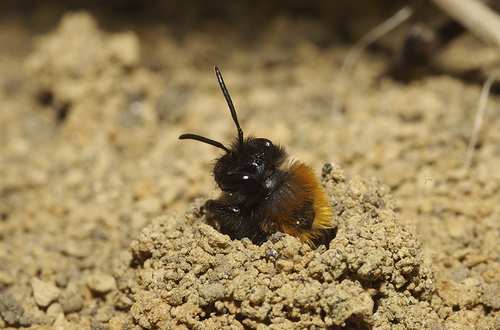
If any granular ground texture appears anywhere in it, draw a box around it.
[1,4,499,329]
[126,164,438,329]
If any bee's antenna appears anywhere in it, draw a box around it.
[179,133,230,152]
[215,66,244,144]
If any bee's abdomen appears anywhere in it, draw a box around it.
[290,199,315,230]
[263,161,333,246]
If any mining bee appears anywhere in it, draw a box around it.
[179,67,333,246]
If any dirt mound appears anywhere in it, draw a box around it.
[125,164,438,329]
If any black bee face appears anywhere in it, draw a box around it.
[214,137,286,196]
[179,67,287,201]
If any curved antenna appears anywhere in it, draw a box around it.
[215,66,244,144]
[179,133,229,152]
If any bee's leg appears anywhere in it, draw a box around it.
[314,227,338,247]
[204,199,242,235]
[204,199,267,244]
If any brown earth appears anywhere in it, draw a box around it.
[0,3,499,330]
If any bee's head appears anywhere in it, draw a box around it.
[179,66,286,197]
[213,137,286,195]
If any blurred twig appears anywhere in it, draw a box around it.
[333,6,414,113]
[340,6,414,74]
[464,74,497,170]
[431,0,500,47]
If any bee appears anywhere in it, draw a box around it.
[179,67,333,246]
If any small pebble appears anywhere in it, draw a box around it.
[199,283,225,304]
[108,315,126,330]
[55,273,69,288]
[87,273,117,294]
[95,305,114,322]
[63,240,91,258]
[52,313,67,329]
[249,286,267,305]
[31,278,60,307]
[46,303,63,320]
[112,292,134,310]
[0,292,28,326]
[0,271,14,286]
[59,289,84,314]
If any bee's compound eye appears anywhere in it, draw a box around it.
[262,139,272,147]
[253,138,273,148]
[231,206,240,214]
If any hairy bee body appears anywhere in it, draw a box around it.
[262,161,333,244]
[180,67,333,246]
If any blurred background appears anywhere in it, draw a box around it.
[0,0,499,328]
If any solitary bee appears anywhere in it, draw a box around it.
[179,67,333,246]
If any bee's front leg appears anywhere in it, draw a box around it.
[204,199,267,244]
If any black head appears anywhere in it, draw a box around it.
[213,137,286,197]
[179,66,286,199]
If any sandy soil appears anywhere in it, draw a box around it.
[0,3,499,329]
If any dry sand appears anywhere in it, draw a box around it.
[0,5,499,330]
